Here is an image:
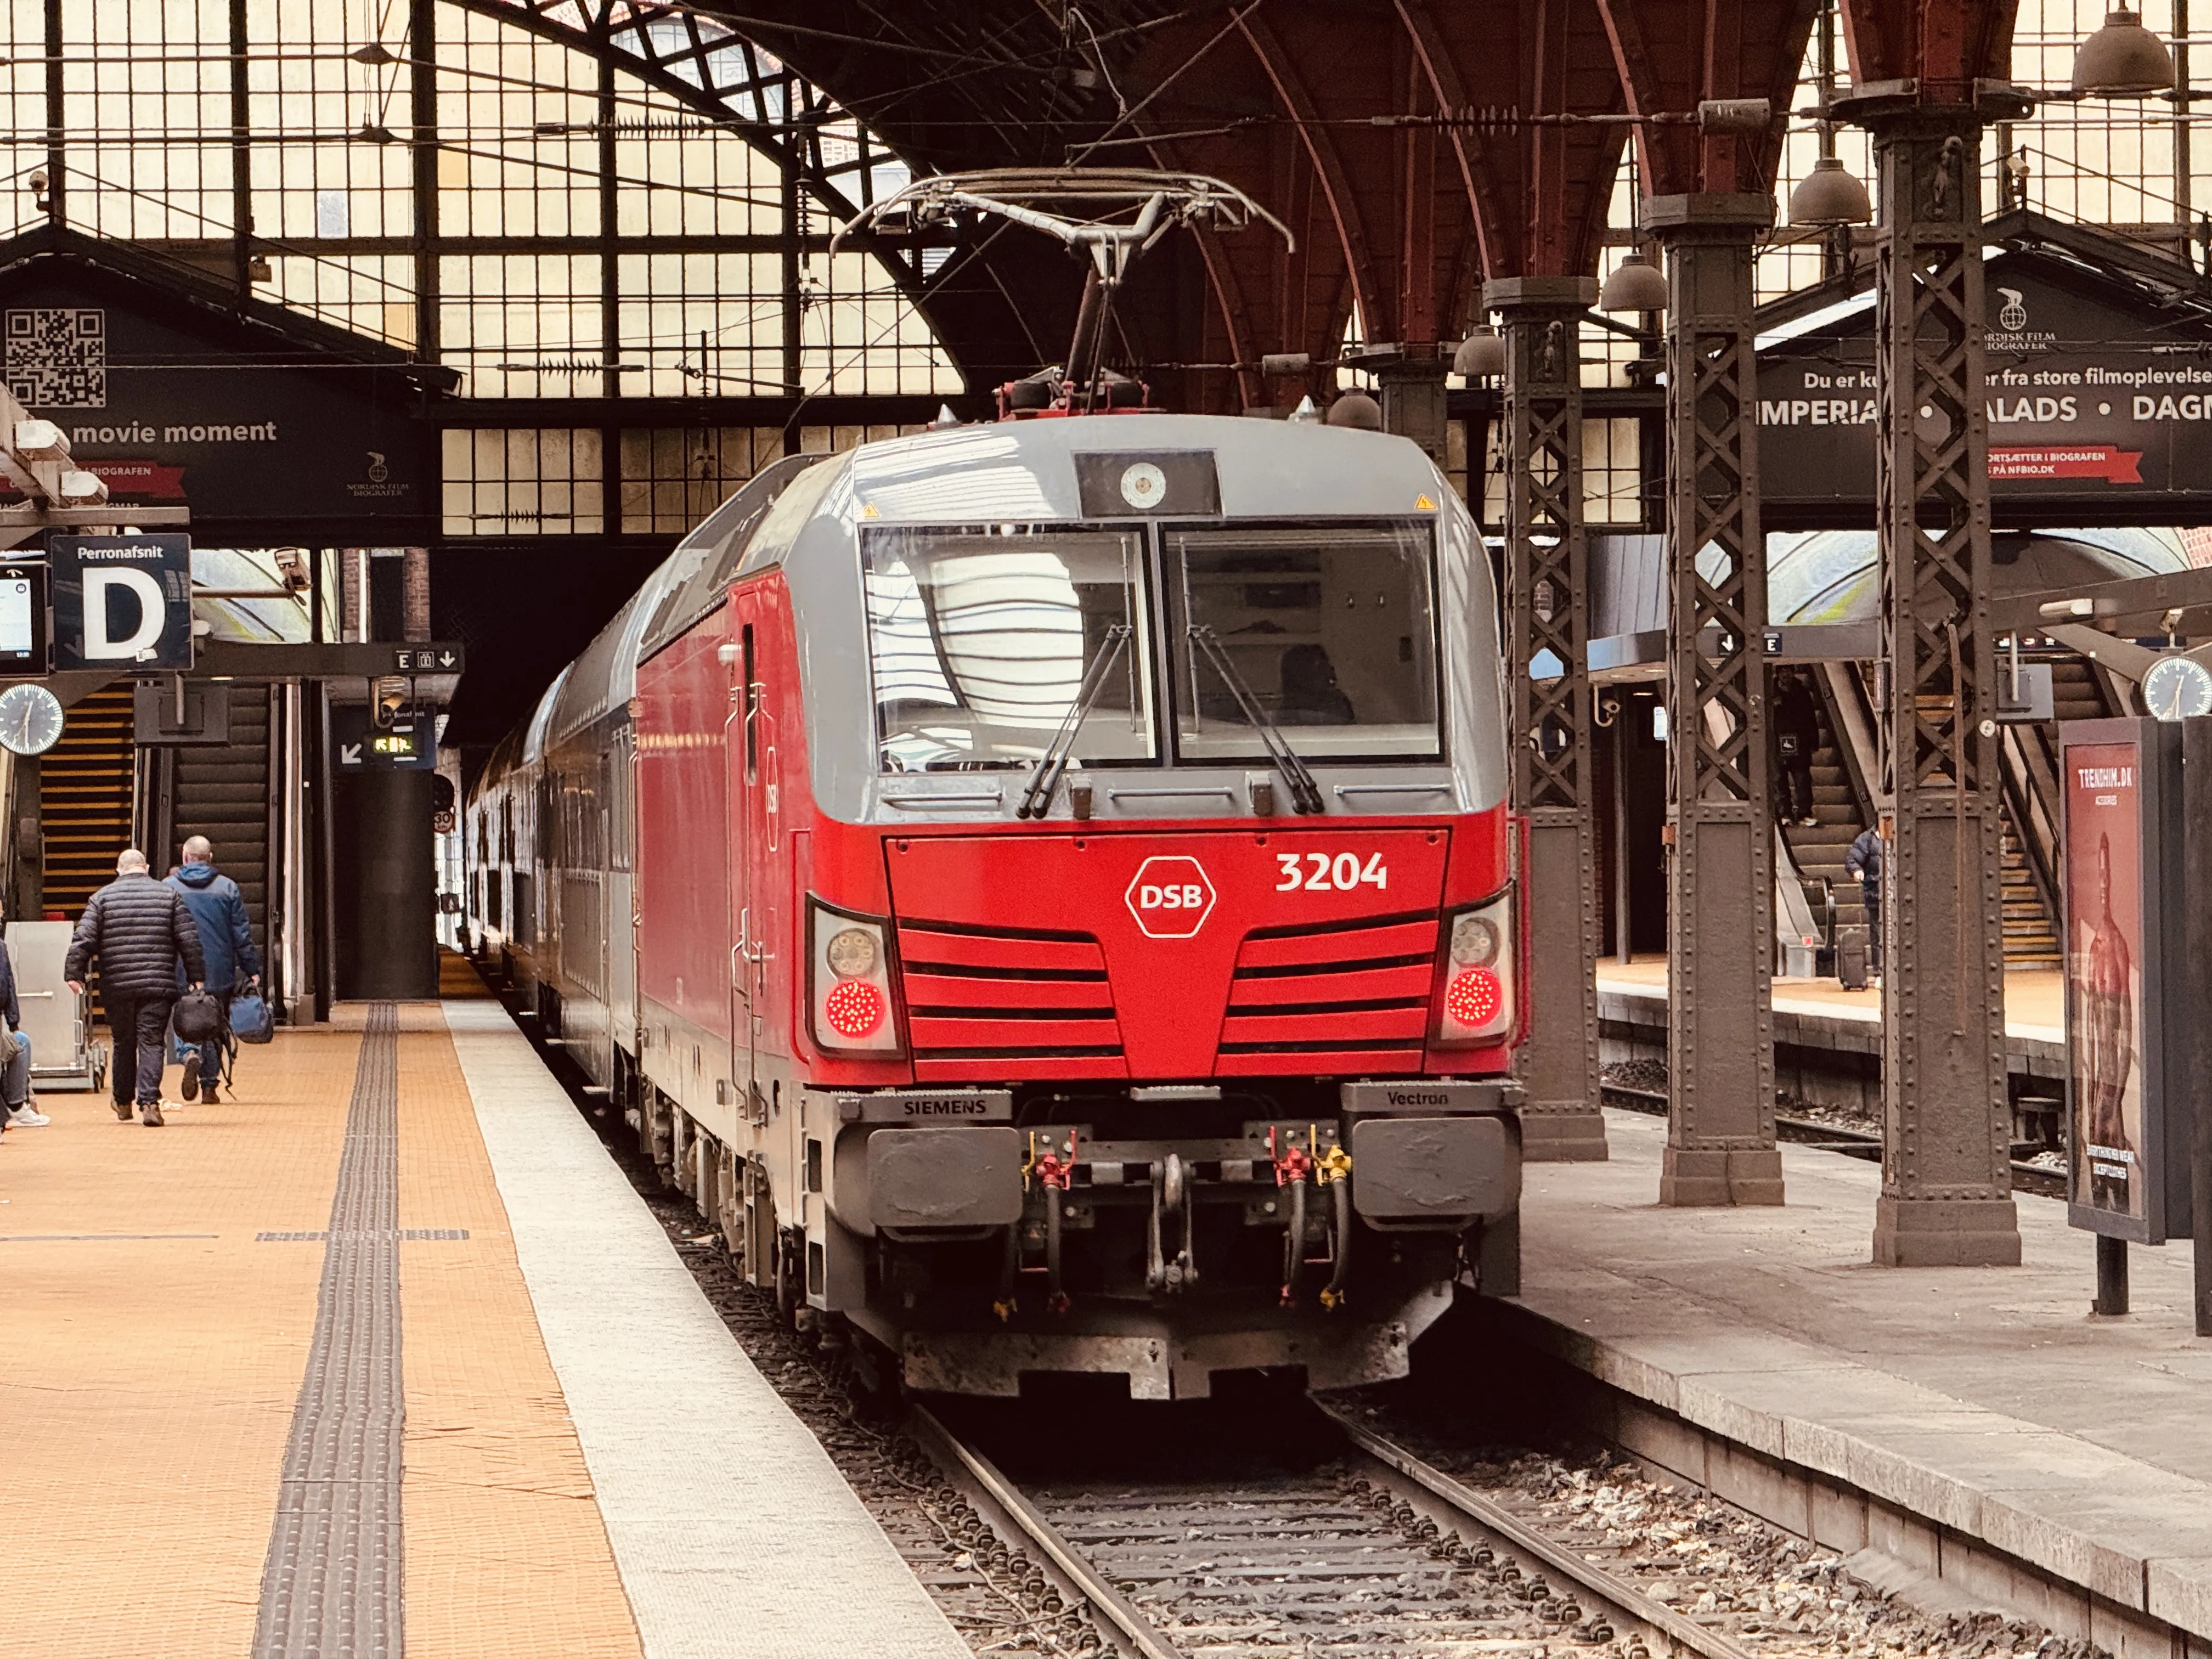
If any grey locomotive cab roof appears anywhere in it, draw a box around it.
[480,414,1509,826]
[758,413,1508,826]
[840,414,1457,526]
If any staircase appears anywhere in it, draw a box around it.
[2000,822,2061,966]
[1988,654,2103,971]
[1782,663,2068,972]
[169,686,271,974]
[1780,698,1871,945]
[39,684,134,921]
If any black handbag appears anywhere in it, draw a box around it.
[172,988,223,1044]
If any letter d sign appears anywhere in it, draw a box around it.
[49,533,194,671]
[82,568,164,659]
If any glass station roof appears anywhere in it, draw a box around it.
[0,0,959,403]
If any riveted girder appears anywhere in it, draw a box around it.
[1835,0,2024,1266]
[1489,275,1609,1160]
[1649,194,1786,1206]
[1590,0,1815,1204]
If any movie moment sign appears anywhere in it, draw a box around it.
[1758,249,2212,515]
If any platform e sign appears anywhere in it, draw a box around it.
[1125,855,1216,940]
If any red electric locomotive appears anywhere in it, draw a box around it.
[470,409,1526,1400]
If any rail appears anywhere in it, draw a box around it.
[907,1404,1183,1659]
[1598,1082,2064,1197]
[1319,1406,1762,1659]
[915,1396,1774,1659]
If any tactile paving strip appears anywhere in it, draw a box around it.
[256,1230,469,1243]
[250,1002,404,1659]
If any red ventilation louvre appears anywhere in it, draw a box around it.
[896,919,1128,1081]
[1216,911,1437,1076]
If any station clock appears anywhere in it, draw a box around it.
[0,682,64,756]
[2141,654,2212,724]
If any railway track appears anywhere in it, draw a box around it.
[915,1395,1761,1659]
[1598,1084,2066,1200]
[589,1064,2076,1659]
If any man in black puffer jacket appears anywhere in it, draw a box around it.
[66,849,206,1127]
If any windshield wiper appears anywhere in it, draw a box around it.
[1017,623,1133,819]
[1186,624,1325,814]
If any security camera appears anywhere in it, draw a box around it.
[27,171,46,194]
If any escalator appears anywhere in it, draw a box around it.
[1779,689,1870,944]
[152,685,273,981]
[40,684,135,920]
[1992,654,2108,970]
[170,687,270,947]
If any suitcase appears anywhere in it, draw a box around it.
[4,921,107,1091]
[1837,935,1870,991]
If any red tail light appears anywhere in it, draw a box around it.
[823,977,887,1039]
[1432,887,1515,1045]
[808,898,903,1056]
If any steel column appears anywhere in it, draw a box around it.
[1842,92,2023,1267]
[1647,194,1784,1206]
[1376,351,1451,462]
[1486,275,1606,1163]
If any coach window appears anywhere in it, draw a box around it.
[1164,523,1442,763]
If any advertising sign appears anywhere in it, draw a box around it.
[1759,252,2212,514]
[2059,719,2188,1242]
[48,533,193,670]
[0,253,437,534]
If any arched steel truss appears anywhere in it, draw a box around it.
[441,0,961,394]
[460,0,937,299]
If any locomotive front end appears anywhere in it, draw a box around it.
[787,417,1524,1400]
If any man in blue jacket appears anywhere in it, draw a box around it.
[1844,814,1890,981]
[168,836,259,1104]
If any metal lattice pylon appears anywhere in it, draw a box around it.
[1843,93,2022,1267]
[1488,275,1606,1162]
[1650,196,1783,1206]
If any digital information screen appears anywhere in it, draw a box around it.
[0,578,33,657]
[0,565,52,672]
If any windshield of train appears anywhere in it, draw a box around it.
[1164,523,1441,761]
[866,527,1156,772]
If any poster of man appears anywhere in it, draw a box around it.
[2063,741,2147,1223]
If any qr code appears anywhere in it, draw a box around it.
[4,308,106,409]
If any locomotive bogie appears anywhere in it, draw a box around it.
[467,415,1529,1398]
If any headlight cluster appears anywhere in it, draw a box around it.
[1433,888,1515,1045]
[810,900,902,1054]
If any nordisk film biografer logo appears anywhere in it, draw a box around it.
[1989,286,2055,351]
[347,448,409,500]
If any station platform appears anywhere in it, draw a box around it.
[1501,1107,2212,1656]
[0,989,968,1659]
[1596,958,2068,1108]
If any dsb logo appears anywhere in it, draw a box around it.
[1125,855,1217,939]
